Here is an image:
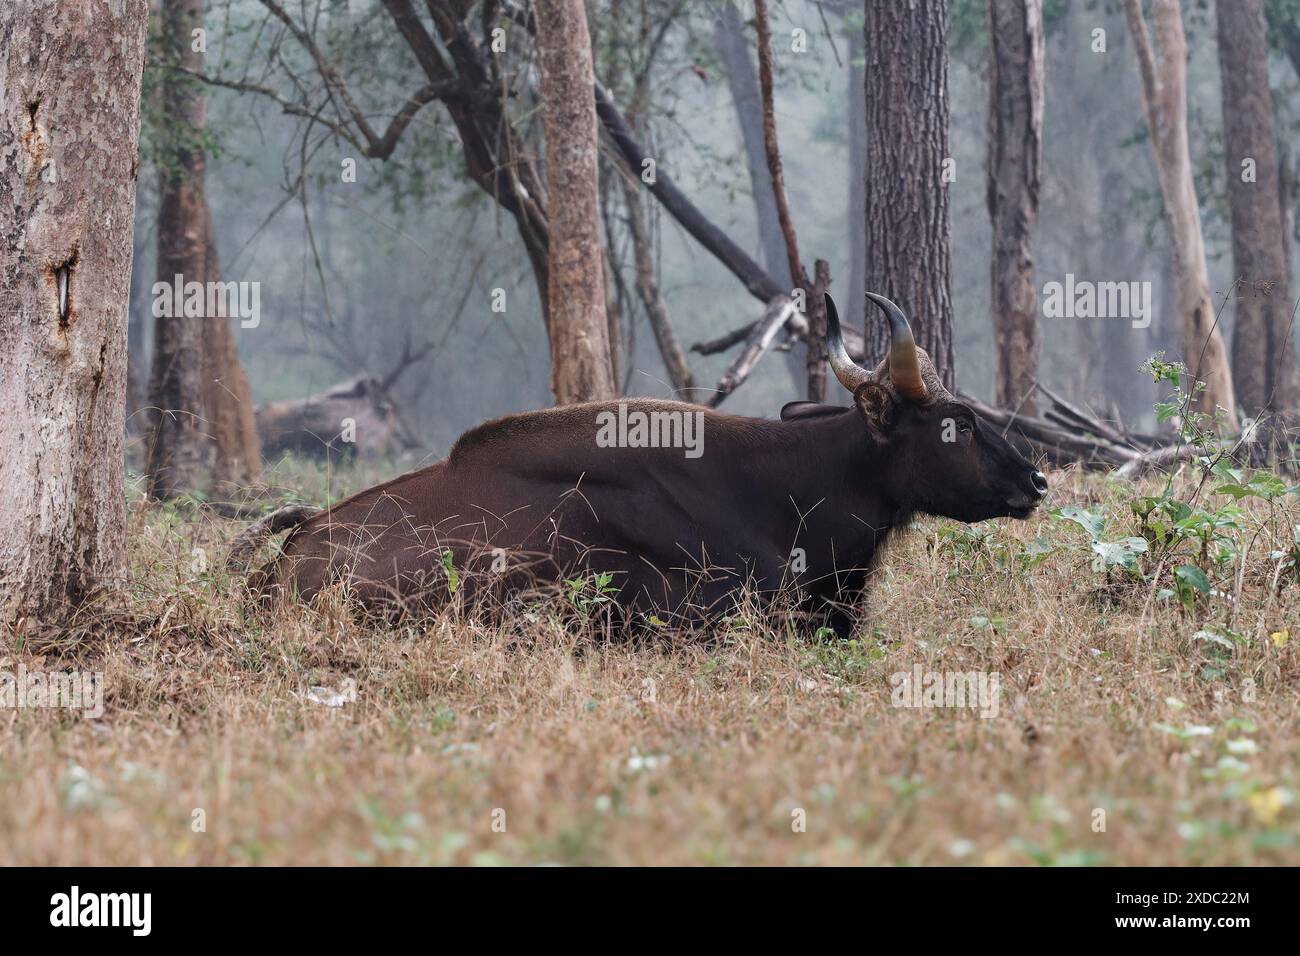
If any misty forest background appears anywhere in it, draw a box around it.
[124,0,1300,468]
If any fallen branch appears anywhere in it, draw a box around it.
[707,296,796,407]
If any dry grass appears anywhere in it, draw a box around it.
[1,464,1298,865]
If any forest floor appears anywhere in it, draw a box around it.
[1,460,1298,865]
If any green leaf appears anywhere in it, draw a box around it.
[1054,506,1106,541]
[1091,536,1147,572]
[441,549,459,594]
[1174,565,1211,594]
[1192,627,1238,652]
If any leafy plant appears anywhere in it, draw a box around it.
[1051,506,1147,574]
[441,549,460,594]
[564,571,619,614]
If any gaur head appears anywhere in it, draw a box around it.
[824,292,1048,522]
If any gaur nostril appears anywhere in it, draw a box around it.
[1031,471,1049,497]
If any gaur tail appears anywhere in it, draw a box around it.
[225,504,322,570]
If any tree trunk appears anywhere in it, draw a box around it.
[715,2,788,278]
[714,0,806,391]
[986,0,1044,414]
[847,27,868,340]
[1123,0,1237,423]
[1281,141,1297,290]
[533,0,615,405]
[863,0,956,387]
[200,205,262,492]
[126,229,149,439]
[145,0,208,498]
[753,0,828,402]
[621,178,696,394]
[0,0,148,627]
[1216,0,1299,415]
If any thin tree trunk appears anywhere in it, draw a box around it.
[201,205,262,492]
[145,0,208,498]
[754,0,827,402]
[714,0,806,391]
[126,230,148,438]
[621,178,696,394]
[1280,141,1297,289]
[1123,0,1237,423]
[863,0,955,387]
[535,0,615,404]
[715,2,788,278]
[0,0,148,626]
[381,0,551,329]
[986,0,1044,414]
[1216,0,1299,415]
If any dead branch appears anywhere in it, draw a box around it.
[707,296,797,407]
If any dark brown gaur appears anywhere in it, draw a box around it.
[233,293,1048,634]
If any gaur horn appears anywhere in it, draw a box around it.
[866,291,928,403]
[824,293,869,393]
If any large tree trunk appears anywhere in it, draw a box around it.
[145,0,208,498]
[847,27,868,340]
[1216,0,1299,416]
[863,0,955,387]
[0,0,148,627]
[982,0,1045,416]
[200,206,262,492]
[986,0,1044,414]
[1123,0,1237,423]
[533,0,615,405]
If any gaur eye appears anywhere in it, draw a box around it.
[957,418,973,434]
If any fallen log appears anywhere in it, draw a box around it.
[256,376,415,461]
[960,389,1208,477]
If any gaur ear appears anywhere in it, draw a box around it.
[780,401,843,421]
[853,381,897,435]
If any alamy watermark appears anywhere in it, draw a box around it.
[152,273,260,328]
[1,665,103,718]
[50,886,150,936]
[595,402,704,459]
[890,665,1000,719]
[1042,273,1152,329]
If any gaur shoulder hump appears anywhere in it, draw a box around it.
[449,398,755,459]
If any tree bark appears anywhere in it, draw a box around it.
[847,27,868,339]
[0,0,148,626]
[621,178,696,394]
[1216,0,1299,415]
[714,2,788,279]
[714,0,806,391]
[986,0,1044,414]
[145,0,208,498]
[534,0,615,404]
[126,229,149,438]
[863,0,956,388]
[1123,0,1237,422]
[754,0,827,402]
[1281,141,1298,289]
[200,205,262,491]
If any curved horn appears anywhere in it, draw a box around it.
[866,291,928,403]
[823,293,869,393]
